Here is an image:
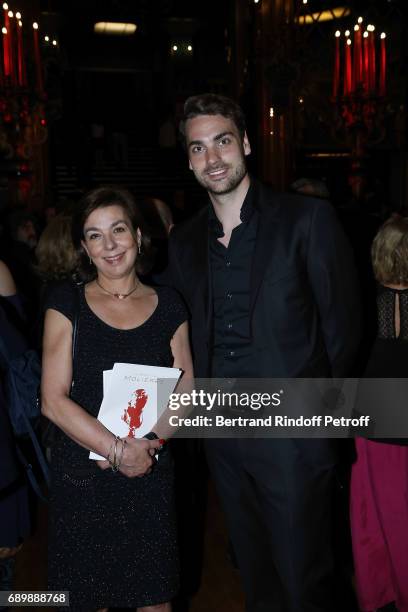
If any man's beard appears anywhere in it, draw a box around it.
[194,160,248,196]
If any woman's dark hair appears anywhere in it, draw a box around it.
[179,93,247,149]
[72,186,153,280]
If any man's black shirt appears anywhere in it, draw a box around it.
[209,182,259,378]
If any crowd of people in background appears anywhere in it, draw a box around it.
[1,92,408,612]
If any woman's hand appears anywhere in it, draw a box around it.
[97,437,161,478]
[96,438,162,478]
[97,437,161,476]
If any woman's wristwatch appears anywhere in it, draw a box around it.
[143,431,159,441]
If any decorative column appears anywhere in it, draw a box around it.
[255,0,295,189]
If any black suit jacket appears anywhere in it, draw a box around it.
[168,180,360,380]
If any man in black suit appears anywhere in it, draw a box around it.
[168,94,360,612]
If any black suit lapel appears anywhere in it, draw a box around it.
[250,189,281,315]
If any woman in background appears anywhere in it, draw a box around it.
[350,215,408,612]
[35,214,79,285]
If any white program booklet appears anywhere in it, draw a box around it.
[89,362,181,460]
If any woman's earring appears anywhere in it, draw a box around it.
[137,242,141,255]
[89,256,93,265]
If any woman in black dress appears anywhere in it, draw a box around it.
[41,187,193,612]
[350,215,408,612]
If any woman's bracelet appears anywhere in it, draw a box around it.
[116,438,126,470]
[107,437,116,466]
[107,436,124,472]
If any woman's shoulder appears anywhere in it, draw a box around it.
[156,285,186,307]
[378,282,408,293]
[44,279,83,322]
[154,285,189,326]
[45,278,80,301]
[0,260,17,297]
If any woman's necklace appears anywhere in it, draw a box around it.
[96,279,140,300]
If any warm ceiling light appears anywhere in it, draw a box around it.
[187,44,192,52]
[172,44,178,51]
[307,152,350,158]
[16,11,21,19]
[7,10,13,17]
[344,30,350,37]
[2,26,7,34]
[33,22,38,30]
[52,39,57,46]
[94,21,137,35]
[358,16,363,24]
[335,30,341,37]
[44,35,49,41]
[2,3,8,9]
[380,32,386,39]
[297,7,351,25]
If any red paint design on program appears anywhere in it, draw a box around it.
[122,388,148,437]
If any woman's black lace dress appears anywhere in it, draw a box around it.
[360,285,408,443]
[365,285,408,377]
[350,286,408,610]
[46,282,187,610]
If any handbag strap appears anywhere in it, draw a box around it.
[70,282,82,391]
[72,282,81,362]
[0,331,9,366]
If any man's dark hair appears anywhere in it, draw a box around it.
[179,93,246,148]
[71,186,153,280]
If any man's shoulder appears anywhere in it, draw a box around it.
[257,182,332,220]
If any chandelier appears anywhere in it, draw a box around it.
[331,16,387,200]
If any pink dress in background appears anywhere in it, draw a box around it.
[350,286,408,612]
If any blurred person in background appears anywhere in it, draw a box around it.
[139,197,174,279]
[35,214,80,287]
[151,198,174,235]
[34,213,80,348]
[351,215,408,612]
[0,261,31,606]
[2,211,40,326]
[291,177,330,200]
